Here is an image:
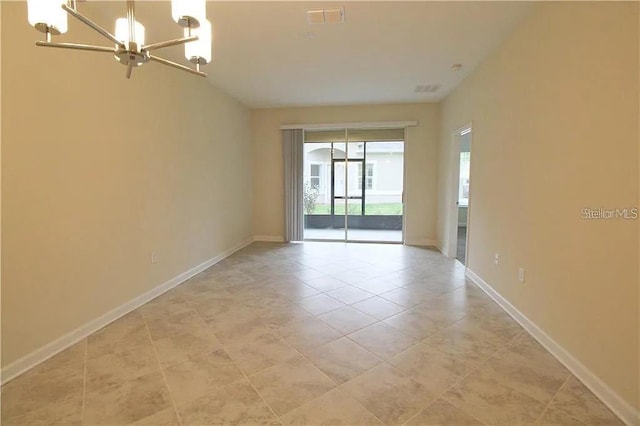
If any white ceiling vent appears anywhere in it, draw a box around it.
[414,84,441,93]
[307,8,345,24]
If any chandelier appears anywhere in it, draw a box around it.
[27,0,212,79]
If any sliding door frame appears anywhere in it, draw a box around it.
[299,122,415,244]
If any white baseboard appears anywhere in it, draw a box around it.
[254,235,433,246]
[465,268,639,426]
[1,237,254,385]
[404,238,437,247]
[253,235,285,242]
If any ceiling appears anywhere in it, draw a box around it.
[80,1,534,108]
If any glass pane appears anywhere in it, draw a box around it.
[346,198,363,216]
[333,198,347,216]
[458,151,471,206]
[347,161,362,197]
[364,142,404,216]
[347,140,364,159]
[333,142,346,160]
[303,143,331,215]
[304,141,338,240]
[334,162,346,197]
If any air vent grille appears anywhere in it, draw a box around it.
[414,84,441,93]
[307,10,325,24]
[307,8,345,24]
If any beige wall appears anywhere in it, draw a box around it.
[1,3,253,366]
[251,104,440,245]
[0,1,3,372]
[438,2,639,411]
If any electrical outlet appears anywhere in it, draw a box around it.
[518,267,525,283]
[494,253,499,265]
[151,251,158,264]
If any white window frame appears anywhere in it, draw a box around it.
[309,161,324,191]
[357,161,376,191]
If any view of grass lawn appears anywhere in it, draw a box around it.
[309,203,403,215]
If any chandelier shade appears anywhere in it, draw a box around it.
[115,17,145,46]
[171,0,206,28]
[185,19,212,64]
[27,0,68,34]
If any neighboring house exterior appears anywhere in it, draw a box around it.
[303,141,404,207]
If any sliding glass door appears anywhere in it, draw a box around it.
[303,129,404,243]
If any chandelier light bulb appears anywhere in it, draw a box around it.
[27,0,68,34]
[172,0,206,28]
[185,19,212,64]
[115,17,146,47]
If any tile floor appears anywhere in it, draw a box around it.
[1,242,624,425]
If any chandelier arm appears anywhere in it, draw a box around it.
[125,62,134,79]
[148,55,207,77]
[62,4,125,49]
[35,41,116,53]
[142,36,199,52]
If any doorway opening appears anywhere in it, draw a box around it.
[450,126,472,265]
[302,129,404,243]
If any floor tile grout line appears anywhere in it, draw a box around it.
[348,297,408,318]
[319,320,382,336]
[534,373,574,424]
[190,307,283,424]
[272,329,388,425]
[273,310,385,376]
[330,355,458,426]
[538,378,574,423]
[327,382,389,426]
[400,394,487,426]
[342,327,419,361]
[221,299,387,420]
[235,365,283,425]
[80,338,88,425]
[286,298,384,340]
[401,344,497,426]
[407,365,488,426]
[413,331,535,426]
[370,320,484,425]
[141,316,184,426]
